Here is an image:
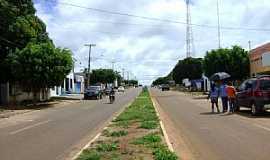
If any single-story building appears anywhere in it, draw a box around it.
[250,42,270,76]
[0,72,85,105]
[50,72,85,97]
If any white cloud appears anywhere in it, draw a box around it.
[34,0,270,85]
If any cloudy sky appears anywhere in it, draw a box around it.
[34,0,270,85]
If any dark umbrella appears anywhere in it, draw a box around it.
[210,72,231,81]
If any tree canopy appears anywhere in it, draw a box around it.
[203,46,250,80]
[0,0,73,95]
[8,42,73,91]
[90,69,119,84]
[152,77,170,85]
[0,0,52,83]
[172,57,203,84]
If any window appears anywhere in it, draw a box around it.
[259,80,270,90]
[239,81,247,91]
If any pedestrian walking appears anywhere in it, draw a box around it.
[220,82,228,113]
[226,81,236,113]
[208,83,220,113]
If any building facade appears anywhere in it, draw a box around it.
[250,42,270,76]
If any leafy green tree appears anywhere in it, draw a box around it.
[172,58,203,84]
[152,77,170,85]
[203,46,249,80]
[0,0,51,82]
[90,69,117,84]
[8,42,73,99]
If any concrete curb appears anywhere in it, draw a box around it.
[71,101,133,160]
[149,92,175,152]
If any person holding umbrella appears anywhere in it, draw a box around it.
[220,81,228,113]
[209,72,231,113]
[208,82,220,113]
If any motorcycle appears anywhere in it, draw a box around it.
[109,93,115,104]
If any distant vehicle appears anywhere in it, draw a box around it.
[118,86,125,92]
[236,75,270,115]
[84,86,103,100]
[161,84,170,91]
[109,91,115,104]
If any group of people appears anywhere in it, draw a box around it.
[208,81,236,114]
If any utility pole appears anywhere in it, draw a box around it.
[111,60,116,71]
[122,68,125,80]
[85,44,96,88]
[127,71,130,86]
[217,0,221,48]
[248,41,252,51]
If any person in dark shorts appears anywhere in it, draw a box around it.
[208,83,220,113]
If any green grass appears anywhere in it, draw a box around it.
[132,133,161,145]
[153,148,178,160]
[113,90,159,130]
[96,142,118,152]
[77,89,178,160]
[140,121,158,129]
[77,150,101,160]
[132,133,178,160]
[103,130,128,137]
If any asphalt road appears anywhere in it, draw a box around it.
[0,88,141,160]
[151,88,270,160]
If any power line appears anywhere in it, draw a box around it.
[47,1,270,32]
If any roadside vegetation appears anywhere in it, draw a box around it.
[77,89,178,160]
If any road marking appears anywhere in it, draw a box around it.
[254,124,270,132]
[150,93,174,152]
[71,133,101,160]
[9,120,51,135]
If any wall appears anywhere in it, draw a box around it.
[250,43,270,76]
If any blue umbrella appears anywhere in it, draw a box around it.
[210,72,231,81]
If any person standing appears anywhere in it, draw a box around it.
[208,83,220,113]
[226,82,236,113]
[220,82,228,113]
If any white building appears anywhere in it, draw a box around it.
[50,72,85,97]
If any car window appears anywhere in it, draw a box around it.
[239,81,247,91]
[259,80,270,90]
[252,80,257,89]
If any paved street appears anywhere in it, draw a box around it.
[151,88,270,160]
[0,88,141,160]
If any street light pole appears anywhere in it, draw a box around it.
[85,44,96,88]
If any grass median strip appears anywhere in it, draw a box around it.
[77,89,178,160]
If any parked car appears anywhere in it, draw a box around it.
[84,86,103,100]
[235,75,270,115]
[118,86,125,92]
[161,84,170,91]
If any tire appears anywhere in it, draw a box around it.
[235,100,240,112]
[251,103,261,116]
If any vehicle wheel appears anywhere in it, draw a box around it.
[234,101,240,112]
[251,103,261,116]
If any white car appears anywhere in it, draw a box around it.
[118,86,125,92]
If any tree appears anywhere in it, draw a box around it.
[203,46,249,80]
[172,58,203,84]
[0,0,51,83]
[90,69,118,84]
[8,42,73,100]
[152,77,170,85]
[124,80,138,86]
